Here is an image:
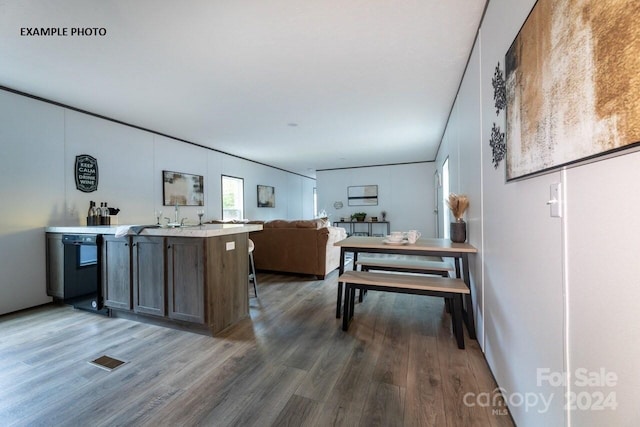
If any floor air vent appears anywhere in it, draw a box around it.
[89,355,126,371]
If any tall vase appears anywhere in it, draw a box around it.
[450,219,467,243]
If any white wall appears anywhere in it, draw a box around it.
[565,154,640,425]
[316,162,436,237]
[0,89,315,315]
[439,0,640,425]
[437,37,487,345]
[0,92,65,314]
[65,110,156,225]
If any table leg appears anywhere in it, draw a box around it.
[453,295,465,349]
[454,257,462,279]
[336,247,346,318]
[349,285,356,321]
[352,250,366,302]
[461,253,477,339]
[342,283,351,331]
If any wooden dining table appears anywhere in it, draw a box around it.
[334,236,478,339]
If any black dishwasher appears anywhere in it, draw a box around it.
[62,234,108,315]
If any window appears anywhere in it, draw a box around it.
[313,187,318,217]
[221,175,244,221]
[442,158,450,239]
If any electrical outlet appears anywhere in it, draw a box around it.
[225,241,235,251]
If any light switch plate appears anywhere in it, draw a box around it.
[225,241,235,251]
[549,183,562,218]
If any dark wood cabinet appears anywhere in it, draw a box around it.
[167,237,205,324]
[72,229,251,334]
[132,236,166,317]
[46,233,64,298]
[208,234,248,331]
[102,235,132,310]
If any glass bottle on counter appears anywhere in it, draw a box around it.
[104,202,110,225]
[92,203,100,225]
[99,202,107,225]
[87,201,96,226]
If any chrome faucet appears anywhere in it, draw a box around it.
[163,203,185,226]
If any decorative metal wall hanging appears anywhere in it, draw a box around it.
[489,62,507,170]
[490,123,506,169]
[492,62,506,115]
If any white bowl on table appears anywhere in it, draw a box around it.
[384,234,406,245]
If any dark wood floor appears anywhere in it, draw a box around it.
[0,271,514,426]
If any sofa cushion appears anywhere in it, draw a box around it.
[263,218,328,229]
[264,220,292,228]
[292,219,327,229]
[317,217,330,228]
[295,218,330,229]
[206,219,264,224]
[290,220,314,228]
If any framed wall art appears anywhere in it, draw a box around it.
[163,170,204,206]
[257,185,275,208]
[505,0,640,181]
[347,185,378,206]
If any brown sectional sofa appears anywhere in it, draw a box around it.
[249,219,347,279]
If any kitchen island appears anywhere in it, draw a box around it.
[45,223,262,335]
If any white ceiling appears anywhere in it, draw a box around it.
[0,0,486,178]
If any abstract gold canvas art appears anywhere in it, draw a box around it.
[505,0,640,180]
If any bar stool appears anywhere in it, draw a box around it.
[248,238,258,297]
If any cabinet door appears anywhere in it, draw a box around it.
[167,237,205,323]
[132,236,166,317]
[46,233,64,298]
[102,235,132,310]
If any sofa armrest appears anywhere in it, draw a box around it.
[324,226,347,274]
[327,226,347,243]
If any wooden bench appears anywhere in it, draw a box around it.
[339,270,470,349]
[354,256,454,307]
[356,256,452,277]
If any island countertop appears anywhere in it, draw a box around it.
[45,223,263,237]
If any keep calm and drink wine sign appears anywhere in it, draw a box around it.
[75,154,98,192]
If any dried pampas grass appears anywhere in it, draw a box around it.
[447,194,469,221]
